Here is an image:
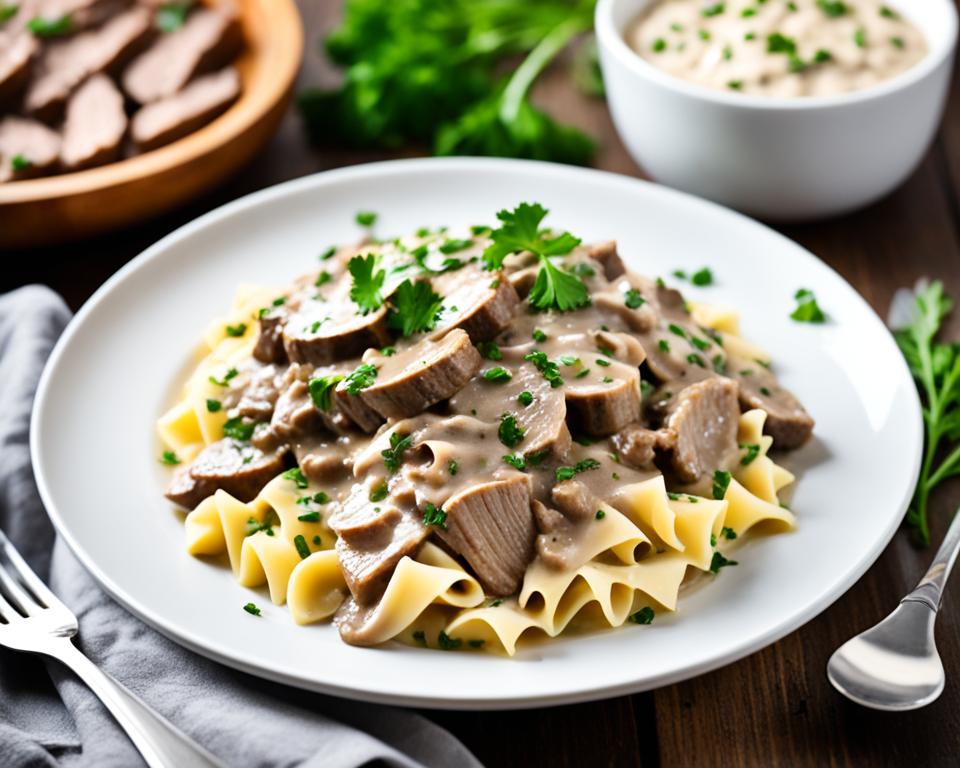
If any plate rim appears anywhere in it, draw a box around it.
[30,157,923,709]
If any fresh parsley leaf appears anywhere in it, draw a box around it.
[447,459,459,476]
[517,390,534,406]
[791,288,827,323]
[355,210,378,227]
[388,279,443,336]
[382,432,413,474]
[710,551,738,573]
[243,602,261,616]
[498,413,525,448]
[10,154,30,172]
[628,606,655,624]
[555,458,600,481]
[0,4,18,23]
[208,367,239,387]
[503,453,527,470]
[712,470,732,500]
[437,630,462,650]
[27,13,71,37]
[477,341,502,360]
[282,467,309,489]
[294,534,311,559]
[205,399,222,413]
[816,0,847,17]
[422,502,448,530]
[624,288,645,309]
[308,374,345,411]
[483,367,513,383]
[160,450,181,465]
[223,418,256,441]
[155,2,189,32]
[482,202,580,270]
[344,363,378,395]
[739,443,761,465]
[225,323,247,337]
[348,254,386,314]
[722,526,738,540]
[524,350,563,388]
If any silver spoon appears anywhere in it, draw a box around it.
[827,507,960,710]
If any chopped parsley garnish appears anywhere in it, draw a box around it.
[624,288,646,309]
[438,631,462,650]
[225,323,247,337]
[355,210,378,227]
[468,639,485,649]
[559,355,579,366]
[155,2,188,32]
[27,13,71,37]
[555,457,601,481]
[595,509,605,520]
[313,535,322,546]
[813,48,832,63]
[722,526,738,540]
[160,450,181,465]
[348,254,386,314]
[767,31,797,55]
[686,353,705,368]
[319,245,337,261]
[369,482,388,502]
[652,37,667,53]
[791,288,826,323]
[447,459,459,476]
[315,271,333,287]
[728,80,743,91]
[344,363,378,394]
[477,341,502,360]
[308,374,345,411]
[243,602,261,616]
[569,262,596,278]
[701,3,724,17]
[498,413,525,447]
[891,36,904,49]
[532,328,548,343]
[297,491,330,507]
[293,534,311,559]
[483,367,513,383]
[503,453,527,470]
[0,4,18,23]
[689,335,711,351]
[741,7,756,17]
[382,431,413,473]
[208,367,239,387]
[760,386,772,396]
[628,606,655,624]
[603,376,614,384]
[10,154,30,172]
[517,390,534,406]
[879,5,897,18]
[205,399,222,413]
[739,443,761,465]
[712,469,732,500]
[712,355,727,374]
[816,0,847,17]
[575,368,590,379]
[388,279,443,336]
[853,27,866,48]
[658,339,671,353]
[223,418,256,441]
[422,503,448,530]
[412,630,427,645]
[691,267,713,286]
[482,203,587,312]
[282,467,309,489]
[710,551,738,573]
[668,323,686,339]
[439,238,473,254]
[297,511,321,522]
[524,350,563,388]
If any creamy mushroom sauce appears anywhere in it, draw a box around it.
[628,0,927,97]
[163,222,814,649]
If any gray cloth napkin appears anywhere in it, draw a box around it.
[0,285,482,768]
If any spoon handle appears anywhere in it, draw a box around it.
[903,506,960,611]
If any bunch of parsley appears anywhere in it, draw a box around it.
[298,0,597,164]
[893,281,960,545]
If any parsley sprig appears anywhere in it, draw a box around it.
[348,254,386,314]
[893,282,960,545]
[483,203,588,312]
[388,279,444,336]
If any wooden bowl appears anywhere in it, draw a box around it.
[0,0,303,249]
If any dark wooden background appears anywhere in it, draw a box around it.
[5,2,960,766]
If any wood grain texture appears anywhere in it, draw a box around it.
[4,1,960,765]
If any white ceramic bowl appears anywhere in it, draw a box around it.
[596,0,958,220]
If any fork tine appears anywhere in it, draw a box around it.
[0,580,20,623]
[0,530,61,611]
[0,562,38,616]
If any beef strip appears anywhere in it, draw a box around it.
[60,74,126,170]
[252,308,288,364]
[25,6,153,122]
[253,374,322,452]
[34,0,133,32]
[0,116,61,182]
[333,385,384,434]
[431,267,520,343]
[329,484,429,605]
[283,300,391,366]
[122,4,242,104]
[613,423,676,469]
[738,378,814,449]
[164,438,285,509]
[661,377,740,482]
[232,363,281,422]
[436,475,535,595]
[354,329,481,420]
[0,34,37,107]
[565,368,642,436]
[130,65,240,152]
[586,240,626,280]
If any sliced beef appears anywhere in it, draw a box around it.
[507,265,539,299]
[738,378,814,450]
[294,437,351,484]
[60,74,126,170]
[613,423,675,469]
[431,267,520,343]
[253,377,322,452]
[233,363,281,422]
[437,475,535,595]
[596,292,658,334]
[354,329,481,420]
[130,65,240,151]
[662,378,740,482]
[0,34,37,107]
[593,329,648,367]
[283,300,391,366]
[0,116,60,182]
[122,4,242,104]
[565,368,642,437]
[164,438,285,509]
[252,308,288,364]
[35,0,134,32]
[330,485,429,605]
[333,385,384,434]
[587,240,626,280]
[25,6,154,122]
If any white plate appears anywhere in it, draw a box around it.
[31,158,922,709]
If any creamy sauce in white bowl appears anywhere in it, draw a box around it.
[628,0,927,97]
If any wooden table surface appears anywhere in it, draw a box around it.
[5,2,960,766]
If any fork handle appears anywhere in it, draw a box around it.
[50,638,224,768]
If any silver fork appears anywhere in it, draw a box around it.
[0,531,224,767]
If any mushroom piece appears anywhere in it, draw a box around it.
[587,240,626,280]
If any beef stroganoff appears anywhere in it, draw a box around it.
[158,204,813,654]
